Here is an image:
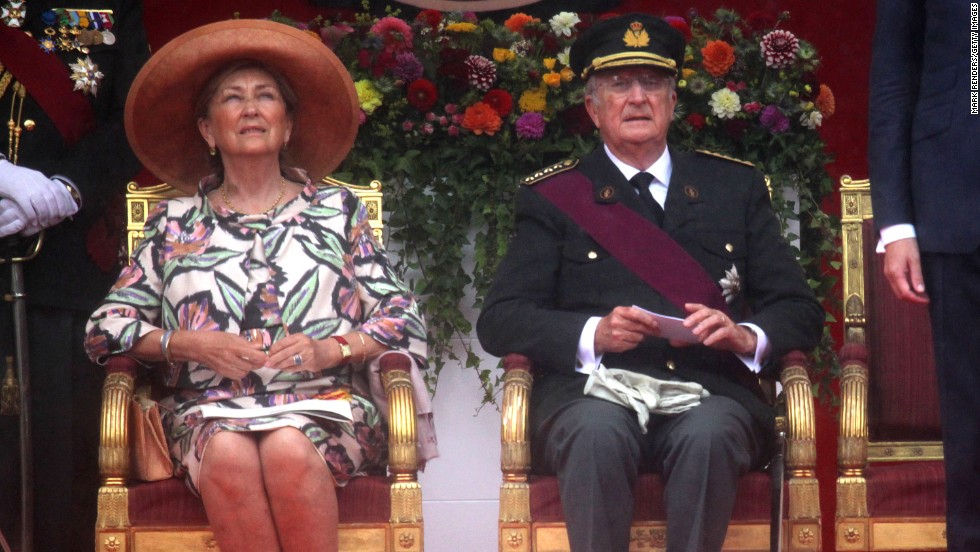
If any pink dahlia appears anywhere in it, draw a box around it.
[760,30,799,68]
[465,55,497,92]
[515,112,546,140]
[370,16,413,53]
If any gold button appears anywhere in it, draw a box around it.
[587,251,598,260]
[725,243,734,253]
[23,119,35,131]
[666,360,676,371]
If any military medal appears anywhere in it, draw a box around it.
[41,8,114,52]
[69,56,104,96]
[1,1,25,27]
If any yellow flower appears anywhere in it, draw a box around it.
[542,71,561,88]
[445,22,478,33]
[518,86,548,112]
[560,66,575,82]
[543,58,557,71]
[682,68,696,79]
[493,48,516,63]
[354,79,383,115]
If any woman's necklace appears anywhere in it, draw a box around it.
[220,177,287,215]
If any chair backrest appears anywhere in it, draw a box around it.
[840,176,942,460]
[124,176,384,262]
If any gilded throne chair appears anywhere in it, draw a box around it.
[94,177,427,552]
[835,176,946,551]
[496,350,822,552]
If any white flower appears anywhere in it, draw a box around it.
[800,110,823,129]
[708,88,741,119]
[549,12,581,37]
[557,46,572,67]
[719,265,742,304]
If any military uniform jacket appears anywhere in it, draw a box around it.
[0,0,149,311]
[477,147,824,435]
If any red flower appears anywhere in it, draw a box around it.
[416,9,442,29]
[686,113,706,130]
[482,89,513,117]
[664,16,691,40]
[407,79,439,111]
[702,40,736,78]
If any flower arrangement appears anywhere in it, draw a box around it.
[668,8,840,399]
[267,7,839,402]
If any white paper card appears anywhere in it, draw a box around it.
[631,305,699,344]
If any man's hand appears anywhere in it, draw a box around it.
[594,306,660,354]
[0,159,79,232]
[681,303,757,355]
[0,199,30,237]
[883,237,929,304]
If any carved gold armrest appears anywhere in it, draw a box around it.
[379,352,422,524]
[837,343,869,518]
[499,354,533,524]
[97,356,138,530]
[779,350,821,520]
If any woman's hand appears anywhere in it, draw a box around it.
[170,330,268,380]
[266,332,333,372]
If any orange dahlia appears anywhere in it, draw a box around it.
[815,84,836,117]
[461,102,503,136]
[701,40,736,78]
[504,13,538,34]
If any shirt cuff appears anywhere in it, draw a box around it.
[876,223,916,253]
[575,316,603,375]
[736,323,769,374]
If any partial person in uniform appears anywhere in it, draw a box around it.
[0,2,150,550]
[869,2,980,550]
[477,14,823,552]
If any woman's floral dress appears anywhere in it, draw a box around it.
[85,169,427,494]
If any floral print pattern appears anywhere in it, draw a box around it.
[85,169,427,493]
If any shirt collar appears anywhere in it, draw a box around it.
[604,144,673,188]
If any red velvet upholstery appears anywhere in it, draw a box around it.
[862,220,941,442]
[127,475,391,526]
[865,462,946,518]
[529,471,782,524]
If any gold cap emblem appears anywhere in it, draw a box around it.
[624,21,650,48]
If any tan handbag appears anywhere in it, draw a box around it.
[129,395,175,481]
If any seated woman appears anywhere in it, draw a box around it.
[84,20,429,552]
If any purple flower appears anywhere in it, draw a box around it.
[515,112,546,140]
[759,105,790,134]
[392,52,424,82]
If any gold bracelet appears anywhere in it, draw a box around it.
[354,332,367,365]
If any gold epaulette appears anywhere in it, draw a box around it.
[521,159,579,186]
[695,149,755,167]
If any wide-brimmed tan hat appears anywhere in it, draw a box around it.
[125,19,359,193]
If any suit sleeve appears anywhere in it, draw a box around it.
[476,185,592,372]
[868,0,925,230]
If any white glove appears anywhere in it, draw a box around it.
[0,199,29,237]
[0,159,79,230]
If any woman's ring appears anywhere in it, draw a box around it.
[293,353,303,366]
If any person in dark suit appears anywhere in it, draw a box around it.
[477,14,823,552]
[0,2,150,550]
[869,2,980,550]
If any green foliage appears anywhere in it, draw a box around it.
[274,7,841,404]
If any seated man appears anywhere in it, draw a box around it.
[476,14,824,552]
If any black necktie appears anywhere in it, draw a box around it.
[629,172,665,226]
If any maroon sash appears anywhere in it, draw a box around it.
[534,169,729,314]
[0,24,95,146]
